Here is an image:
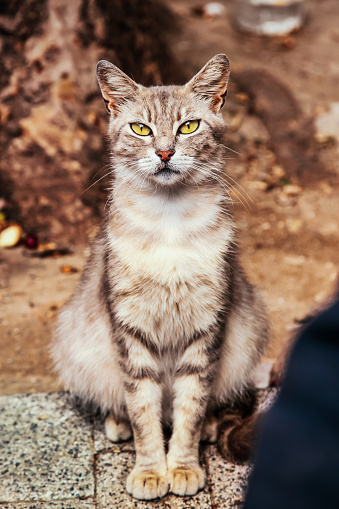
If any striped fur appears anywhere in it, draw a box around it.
[51,55,269,500]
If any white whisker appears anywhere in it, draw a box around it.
[81,171,114,195]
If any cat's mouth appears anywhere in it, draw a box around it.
[154,163,180,179]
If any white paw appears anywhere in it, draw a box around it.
[201,414,218,443]
[105,415,132,442]
[168,465,205,496]
[126,467,168,500]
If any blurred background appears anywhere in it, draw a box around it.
[0,0,338,395]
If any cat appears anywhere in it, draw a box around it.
[51,54,269,500]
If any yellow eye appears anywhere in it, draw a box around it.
[130,123,152,136]
[178,120,199,135]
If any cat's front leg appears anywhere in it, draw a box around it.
[124,379,168,499]
[120,347,168,500]
[167,338,217,496]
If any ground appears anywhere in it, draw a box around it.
[0,0,339,396]
[1,390,276,508]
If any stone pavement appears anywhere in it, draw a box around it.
[0,391,275,509]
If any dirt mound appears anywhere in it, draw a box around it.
[0,0,186,243]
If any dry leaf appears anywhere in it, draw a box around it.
[60,265,79,274]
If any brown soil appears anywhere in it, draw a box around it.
[1,0,338,395]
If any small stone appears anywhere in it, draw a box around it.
[38,195,51,206]
[315,102,339,142]
[204,2,225,16]
[261,222,271,231]
[271,165,285,179]
[193,2,226,18]
[282,184,302,196]
[62,160,82,171]
[0,224,22,248]
[286,218,303,233]
[284,254,306,266]
[235,92,250,104]
[38,242,57,251]
[247,181,268,191]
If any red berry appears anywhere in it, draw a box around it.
[24,233,39,249]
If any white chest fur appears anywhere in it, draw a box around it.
[109,190,233,345]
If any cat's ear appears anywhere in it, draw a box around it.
[96,60,140,115]
[187,54,230,113]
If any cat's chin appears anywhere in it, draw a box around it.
[153,168,181,186]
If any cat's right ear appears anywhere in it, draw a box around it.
[96,60,140,115]
[186,54,230,113]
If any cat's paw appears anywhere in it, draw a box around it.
[201,413,218,443]
[126,468,168,500]
[105,415,132,442]
[168,465,205,496]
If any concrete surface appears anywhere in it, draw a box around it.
[0,391,276,509]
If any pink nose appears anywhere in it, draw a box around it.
[156,150,174,162]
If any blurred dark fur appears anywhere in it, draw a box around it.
[217,387,260,464]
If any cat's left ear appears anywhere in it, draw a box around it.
[187,54,230,113]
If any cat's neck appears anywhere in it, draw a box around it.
[108,180,231,245]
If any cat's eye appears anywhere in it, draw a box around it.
[178,120,200,135]
[130,123,152,136]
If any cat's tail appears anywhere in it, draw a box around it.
[216,387,261,463]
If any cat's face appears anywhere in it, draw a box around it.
[97,55,229,191]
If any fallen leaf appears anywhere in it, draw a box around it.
[60,265,79,274]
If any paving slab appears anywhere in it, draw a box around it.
[205,445,251,508]
[0,393,94,503]
[0,389,277,509]
[0,502,95,509]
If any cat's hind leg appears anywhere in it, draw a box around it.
[201,411,218,443]
[105,413,133,442]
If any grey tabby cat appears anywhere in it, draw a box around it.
[51,54,269,500]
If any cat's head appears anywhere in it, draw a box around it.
[97,55,229,190]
